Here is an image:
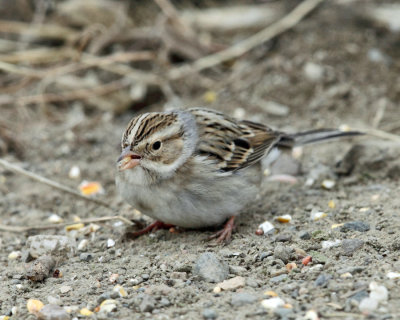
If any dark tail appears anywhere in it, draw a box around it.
[277,129,363,148]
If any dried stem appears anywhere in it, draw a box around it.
[0,158,112,208]
[0,215,134,233]
[168,0,325,79]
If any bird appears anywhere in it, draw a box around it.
[116,108,361,243]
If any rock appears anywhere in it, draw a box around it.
[215,276,245,291]
[275,233,292,243]
[273,244,294,263]
[270,274,288,284]
[303,62,324,81]
[341,239,364,256]
[314,274,332,287]
[79,252,93,261]
[37,304,70,320]
[366,4,400,32]
[25,255,56,282]
[259,100,290,117]
[194,252,229,283]
[299,231,311,240]
[229,265,247,275]
[139,295,155,313]
[261,297,285,310]
[27,235,76,259]
[202,308,218,319]
[336,141,400,179]
[60,286,71,294]
[99,299,118,313]
[170,272,187,280]
[340,221,370,233]
[230,292,257,307]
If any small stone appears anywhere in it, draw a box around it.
[387,272,400,279]
[113,285,127,297]
[99,299,118,313]
[261,297,285,310]
[341,239,364,256]
[47,296,62,306]
[308,251,328,264]
[48,214,63,224]
[340,221,370,233]
[273,244,294,263]
[321,179,335,190]
[68,166,81,179]
[37,304,70,320]
[303,62,324,81]
[139,295,155,313]
[229,265,247,275]
[230,292,257,307]
[269,274,288,284]
[215,276,245,291]
[160,297,171,307]
[275,233,292,242]
[79,253,93,261]
[26,255,56,282]
[60,286,71,294]
[27,299,44,315]
[310,211,327,221]
[258,221,275,235]
[202,308,217,319]
[259,100,290,117]
[77,239,89,251]
[359,297,378,313]
[194,252,229,283]
[299,231,311,240]
[170,272,187,280]
[314,274,332,287]
[8,251,21,260]
[27,235,76,259]
[107,239,115,248]
[321,239,341,249]
[80,308,93,316]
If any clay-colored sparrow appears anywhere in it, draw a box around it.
[116,108,360,242]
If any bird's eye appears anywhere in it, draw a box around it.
[152,141,161,150]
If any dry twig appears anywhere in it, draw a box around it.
[168,0,325,79]
[0,158,111,208]
[0,215,134,233]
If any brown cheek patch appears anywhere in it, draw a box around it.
[161,139,183,165]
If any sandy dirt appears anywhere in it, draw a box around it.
[0,1,399,319]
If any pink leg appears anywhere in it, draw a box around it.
[209,216,235,244]
[127,220,174,239]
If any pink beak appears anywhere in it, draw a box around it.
[117,147,141,171]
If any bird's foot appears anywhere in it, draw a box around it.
[126,220,174,239]
[209,216,235,244]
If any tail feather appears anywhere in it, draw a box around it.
[277,129,363,148]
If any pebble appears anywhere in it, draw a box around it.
[60,286,71,294]
[8,251,21,260]
[303,62,324,81]
[257,221,275,235]
[170,272,187,280]
[314,274,332,287]
[202,308,218,319]
[230,292,257,307]
[79,253,93,261]
[215,276,245,291]
[259,100,290,117]
[113,285,128,297]
[37,304,70,320]
[48,214,63,224]
[27,235,76,259]
[229,265,247,275]
[68,166,81,179]
[139,295,155,313]
[26,255,56,282]
[310,211,327,221]
[341,239,364,256]
[261,297,285,310]
[387,271,400,279]
[321,239,341,249]
[47,296,62,306]
[299,231,311,240]
[107,239,115,248]
[99,299,118,313]
[194,252,229,283]
[27,299,44,315]
[273,244,294,263]
[77,239,89,251]
[340,221,370,233]
[270,274,288,284]
[275,233,292,242]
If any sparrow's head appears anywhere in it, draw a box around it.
[117,111,197,178]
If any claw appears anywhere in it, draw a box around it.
[126,220,174,239]
[209,216,235,244]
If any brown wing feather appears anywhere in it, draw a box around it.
[189,108,280,172]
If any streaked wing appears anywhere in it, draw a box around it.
[189,108,280,171]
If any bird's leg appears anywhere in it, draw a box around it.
[209,216,236,244]
[126,220,174,239]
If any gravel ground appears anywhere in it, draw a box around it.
[1,1,400,319]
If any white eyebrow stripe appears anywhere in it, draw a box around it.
[127,113,150,144]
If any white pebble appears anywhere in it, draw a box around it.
[386,272,400,279]
[310,211,327,221]
[68,166,81,179]
[321,239,341,249]
[303,62,324,81]
[359,297,379,313]
[321,179,335,189]
[369,282,388,302]
[304,310,319,320]
[77,239,89,251]
[48,213,63,224]
[258,221,275,234]
[8,251,21,260]
[261,297,285,310]
[107,239,115,248]
[233,108,246,119]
